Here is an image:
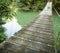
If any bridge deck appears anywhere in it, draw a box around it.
[0,2,55,53]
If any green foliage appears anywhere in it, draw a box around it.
[56,32,60,47]
[0,0,16,19]
[0,25,7,43]
[56,32,60,53]
[0,0,16,43]
[53,0,60,12]
[17,0,46,11]
[53,13,60,53]
[0,33,7,43]
[0,26,7,43]
[0,3,12,19]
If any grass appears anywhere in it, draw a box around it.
[15,11,39,26]
[53,12,60,52]
[53,12,60,38]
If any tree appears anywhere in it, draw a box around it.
[0,0,16,43]
[17,0,46,11]
[53,0,60,12]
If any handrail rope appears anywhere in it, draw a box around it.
[10,36,54,47]
[54,7,60,18]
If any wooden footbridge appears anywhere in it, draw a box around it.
[0,2,55,53]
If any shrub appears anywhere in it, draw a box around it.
[0,0,16,43]
[17,0,46,11]
[56,31,60,53]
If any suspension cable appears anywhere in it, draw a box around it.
[54,7,60,18]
